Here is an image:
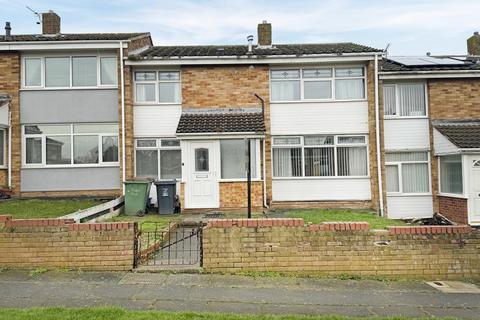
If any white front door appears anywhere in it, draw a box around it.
[185,141,219,209]
[469,159,480,224]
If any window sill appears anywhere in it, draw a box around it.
[386,193,431,197]
[270,99,368,104]
[437,193,467,199]
[22,164,120,169]
[20,86,118,91]
[272,176,370,180]
[384,116,428,120]
[0,166,6,170]
[219,179,263,183]
[134,102,182,106]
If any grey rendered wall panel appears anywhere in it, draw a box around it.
[20,89,118,124]
[20,167,120,192]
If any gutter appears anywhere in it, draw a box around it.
[120,41,126,194]
[374,54,384,217]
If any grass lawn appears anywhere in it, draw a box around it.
[0,308,456,320]
[107,213,183,232]
[284,209,411,229]
[0,199,103,219]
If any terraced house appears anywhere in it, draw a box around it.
[1,12,479,226]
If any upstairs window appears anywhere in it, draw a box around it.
[270,67,366,102]
[383,83,426,117]
[134,71,181,104]
[23,56,117,88]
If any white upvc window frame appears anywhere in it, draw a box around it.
[134,138,182,180]
[383,82,428,119]
[21,54,117,89]
[437,154,466,198]
[22,123,119,168]
[385,150,431,196]
[219,139,262,182]
[134,70,182,105]
[270,66,367,103]
[271,134,370,179]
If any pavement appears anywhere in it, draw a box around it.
[0,270,479,319]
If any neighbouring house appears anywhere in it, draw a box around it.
[1,11,479,226]
[379,32,480,225]
[0,11,152,197]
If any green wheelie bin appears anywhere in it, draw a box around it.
[123,180,152,216]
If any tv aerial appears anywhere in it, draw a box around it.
[26,6,42,25]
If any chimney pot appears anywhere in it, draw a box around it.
[5,22,11,39]
[42,10,61,34]
[257,21,272,47]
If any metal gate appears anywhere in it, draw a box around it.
[134,222,203,268]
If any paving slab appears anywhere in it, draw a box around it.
[0,270,479,319]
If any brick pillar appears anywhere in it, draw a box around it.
[0,52,21,194]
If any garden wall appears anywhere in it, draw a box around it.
[0,215,136,271]
[203,219,480,280]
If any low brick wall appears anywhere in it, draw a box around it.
[0,215,136,271]
[203,219,480,280]
[438,195,468,224]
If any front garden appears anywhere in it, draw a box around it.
[0,199,104,219]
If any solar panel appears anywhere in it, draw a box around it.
[389,56,465,66]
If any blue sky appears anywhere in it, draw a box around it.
[1,0,479,55]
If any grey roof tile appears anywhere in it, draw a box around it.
[139,43,381,58]
[0,33,149,42]
[433,120,480,148]
[176,108,265,134]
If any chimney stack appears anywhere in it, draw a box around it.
[467,31,480,56]
[257,20,272,47]
[4,22,11,40]
[42,10,61,34]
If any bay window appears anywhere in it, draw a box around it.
[385,152,430,194]
[270,67,366,102]
[272,135,368,178]
[220,139,258,179]
[135,138,181,180]
[23,56,117,88]
[134,71,181,104]
[23,124,119,167]
[439,155,463,195]
[383,83,426,117]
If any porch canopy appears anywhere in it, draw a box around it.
[433,119,480,154]
[0,95,10,128]
[176,107,265,137]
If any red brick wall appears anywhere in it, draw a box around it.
[0,215,136,271]
[203,218,479,280]
[438,196,468,224]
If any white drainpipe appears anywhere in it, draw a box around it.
[7,110,11,189]
[374,53,384,216]
[120,41,126,194]
[262,138,268,208]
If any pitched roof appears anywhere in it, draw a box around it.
[0,32,149,42]
[176,108,265,134]
[382,57,480,72]
[433,120,480,148]
[139,43,381,58]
